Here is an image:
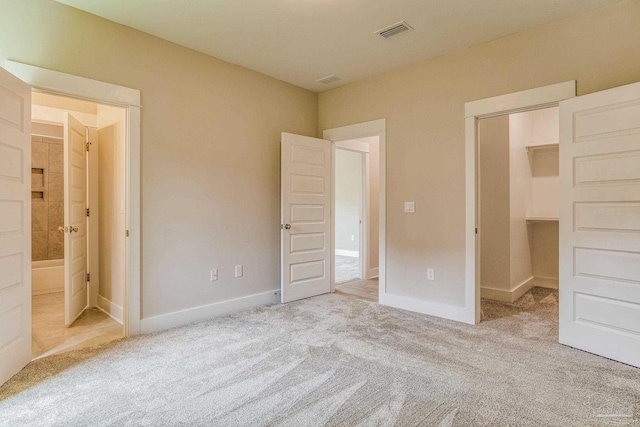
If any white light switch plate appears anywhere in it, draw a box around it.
[404,202,415,213]
[210,269,218,281]
[235,265,243,278]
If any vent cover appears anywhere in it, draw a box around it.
[375,21,413,39]
[317,75,341,85]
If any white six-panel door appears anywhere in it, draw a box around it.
[0,67,31,386]
[281,133,332,303]
[559,81,640,367]
[64,113,88,325]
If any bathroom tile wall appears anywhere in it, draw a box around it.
[31,123,65,261]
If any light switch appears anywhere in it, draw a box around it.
[210,269,218,281]
[235,265,243,278]
[404,202,415,213]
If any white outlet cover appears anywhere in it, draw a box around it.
[404,202,415,213]
[427,268,435,280]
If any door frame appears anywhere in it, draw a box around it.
[5,61,142,336]
[464,81,576,325]
[323,119,386,301]
[334,142,368,283]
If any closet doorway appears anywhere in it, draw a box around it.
[477,106,559,310]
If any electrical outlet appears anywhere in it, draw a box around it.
[427,268,435,281]
[351,235,355,241]
[210,269,218,281]
[235,265,243,278]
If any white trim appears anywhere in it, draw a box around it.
[140,290,278,334]
[465,81,575,118]
[335,249,359,257]
[466,81,576,324]
[481,277,535,303]
[7,60,142,336]
[335,139,370,153]
[97,294,124,324]
[5,61,141,107]
[323,119,386,299]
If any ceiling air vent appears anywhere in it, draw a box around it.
[375,21,413,39]
[317,75,341,85]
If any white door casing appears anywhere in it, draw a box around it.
[64,112,88,325]
[0,67,31,386]
[559,81,640,367]
[281,133,332,303]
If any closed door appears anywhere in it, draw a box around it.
[559,81,640,367]
[64,112,88,325]
[281,133,331,303]
[0,66,31,386]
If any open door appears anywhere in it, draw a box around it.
[281,133,332,303]
[559,81,640,367]
[64,112,88,325]
[0,67,31,386]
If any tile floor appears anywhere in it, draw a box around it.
[31,292,124,360]
[335,278,379,302]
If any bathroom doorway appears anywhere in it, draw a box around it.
[30,92,126,359]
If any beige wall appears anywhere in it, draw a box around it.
[508,113,533,289]
[319,0,640,307]
[0,0,317,319]
[478,116,510,291]
[97,105,126,314]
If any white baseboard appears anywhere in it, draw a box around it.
[380,292,475,325]
[535,276,559,289]
[335,249,359,257]
[97,294,124,324]
[140,289,279,334]
[367,267,379,279]
[481,276,535,303]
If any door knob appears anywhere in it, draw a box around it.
[284,224,291,230]
[71,226,78,233]
[58,226,66,233]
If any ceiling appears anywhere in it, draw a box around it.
[57,0,621,92]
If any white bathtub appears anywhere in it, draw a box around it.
[32,259,64,296]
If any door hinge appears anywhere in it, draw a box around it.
[86,142,91,152]
[475,227,478,234]
[86,273,90,282]
[126,230,130,237]
[86,208,90,217]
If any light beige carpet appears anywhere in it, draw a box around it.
[1,288,639,426]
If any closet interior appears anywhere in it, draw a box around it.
[479,106,559,303]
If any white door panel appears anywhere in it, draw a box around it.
[0,67,31,386]
[559,81,640,367]
[281,133,331,303]
[64,113,88,325]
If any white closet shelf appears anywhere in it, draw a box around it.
[525,142,559,153]
[526,216,559,222]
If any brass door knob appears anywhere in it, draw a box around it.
[284,224,291,230]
